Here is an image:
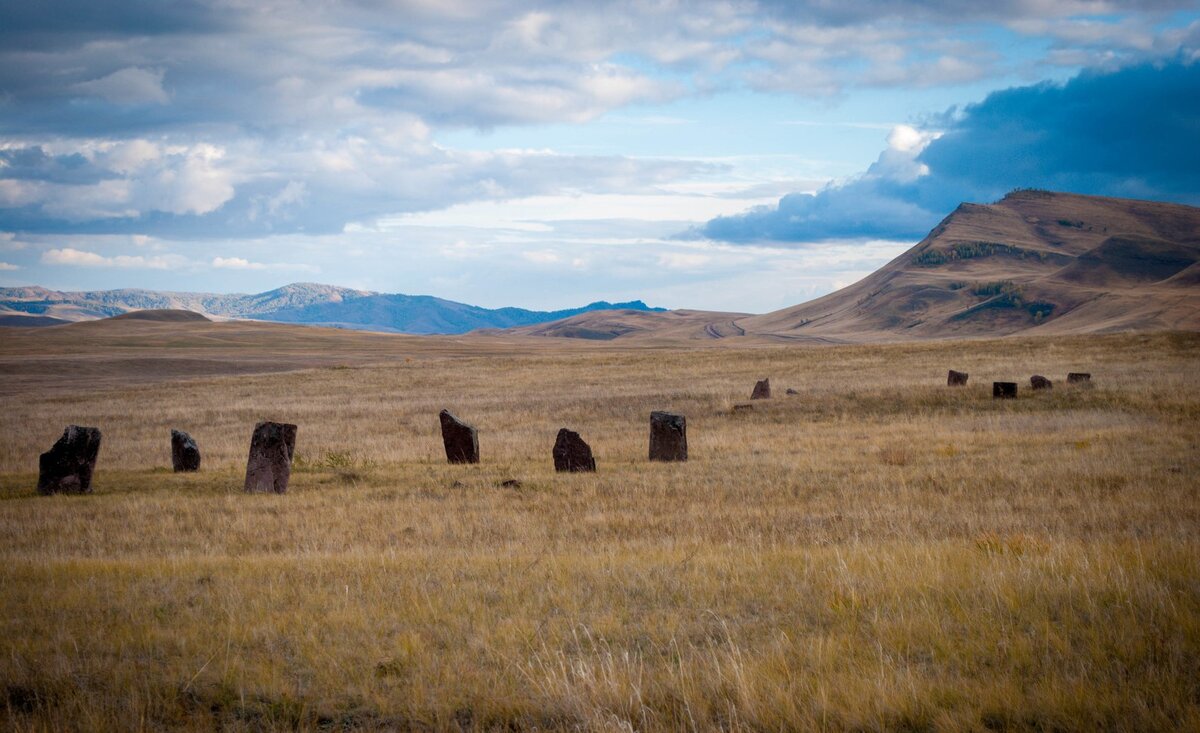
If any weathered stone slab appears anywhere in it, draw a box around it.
[751,378,771,399]
[785,388,799,395]
[439,409,479,464]
[171,429,201,472]
[649,411,687,462]
[947,369,969,386]
[553,428,596,473]
[1030,375,1053,391]
[1067,372,1092,384]
[37,425,102,495]
[993,382,1017,399]
[732,403,754,413]
[244,421,296,493]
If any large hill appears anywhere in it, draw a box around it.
[0,282,662,335]
[512,190,1200,342]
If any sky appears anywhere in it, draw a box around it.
[1,1,1198,313]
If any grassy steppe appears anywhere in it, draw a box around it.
[1,330,1198,731]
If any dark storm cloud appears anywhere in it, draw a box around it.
[698,58,1200,243]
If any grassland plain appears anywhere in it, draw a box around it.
[0,327,1198,731]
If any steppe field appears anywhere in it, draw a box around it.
[1,322,1198,732]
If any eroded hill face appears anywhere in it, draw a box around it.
[737,190,1200,341]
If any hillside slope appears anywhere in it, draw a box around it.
[737,190,1200,340]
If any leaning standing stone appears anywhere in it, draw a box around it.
[1030,375,1053,391]
[751,378,771,399]
[171,429,201,472]
[649,411,687,462]
[947,369,969,386]
[439,409,479,464]
[553,428,596,472]
[37,425,102,495]
[244,421,297,493]
[993,382,1017,399]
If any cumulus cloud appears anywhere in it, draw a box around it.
[699,58,1200,243]
[41,247,177,268]
[0,261,18,271]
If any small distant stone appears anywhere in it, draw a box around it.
[450,480,465,489]
[993,382,1018,399]
[1067,372,1092,384]
[751,378,771,399]
[785,388,799,395]
[947,370,969,386]
[244,421,296,493]
[553,428,596,473]
[171,429,201,472]
[1030,375,1053,391]
[439,409,479,464]
[649,411,687,462]
[500,478,522,488]
[732,403,754,413]
[37,425,102,495]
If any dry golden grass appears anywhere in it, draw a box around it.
[1,326,1198,731]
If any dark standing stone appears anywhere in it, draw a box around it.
[439,410,479,464]
[993,382,1018,399]
[1030,375,1053,391]
[751,378,771,399]
[553,428,596,473]
[244,421,296,493]
[1067,372,1092,384]
[37,425,102,495]
[649,411,687,462]
[947,369,969,386]
[171,429,201,472]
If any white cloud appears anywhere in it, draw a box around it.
[0,262,18,271]
[72,67,169,105]
[211,257,266,270]
[41,247,176,269]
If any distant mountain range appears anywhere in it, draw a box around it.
[0,282,664,334]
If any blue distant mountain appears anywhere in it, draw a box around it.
[0,282,665,335]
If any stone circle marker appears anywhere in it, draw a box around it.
[649,411,687,462]
[553,428,596,473]
[1030,375,1053,391]
[751,378,771,399]
[732,403,754,413]
[37,425,102,495]
[993,382,1018,399]
[439,409,479,464]
[1067,372,1092,384]
[785,388,799,395]
[947,369,969,386]
[171,429,201,472]
[244,421,297,493]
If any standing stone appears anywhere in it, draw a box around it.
[553,428,595,473]
[1030,375,1053,391]
[751,378,771,400]
[947,369,969,386]
[37,425,102,495]
[649,411,687,462]
[171,429,201,472]
[993,382,1018,399]
[244,421,297,493]
[439,409,479,464]
[1067,372,1092,384]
